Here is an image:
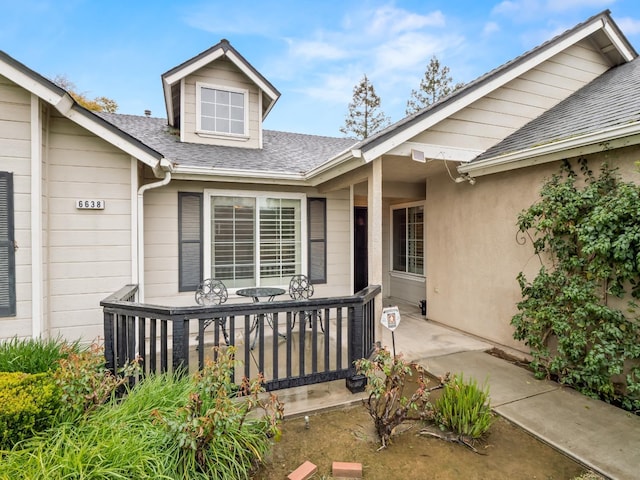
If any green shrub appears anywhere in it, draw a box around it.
[513,160,640,412]
[0,373,191,479]
[434,374,493,439]
[53,342,140,421]
[356,346,444,449]
[0,336,78,374]
[156,346,283,479]
[0,372,61,449]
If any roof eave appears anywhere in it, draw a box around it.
[161,40,281,125]
[358,11,635,162]
[459,121,640,177]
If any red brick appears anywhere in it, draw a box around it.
[287,460,318,480]
[332,461,363,478]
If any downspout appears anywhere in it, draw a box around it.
[136,159,172,302]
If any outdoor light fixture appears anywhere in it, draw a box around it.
[411,149,426,163]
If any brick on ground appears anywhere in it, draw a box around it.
[332,461,363,478]
[287,460,318,480]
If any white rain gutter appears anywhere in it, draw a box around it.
[136,159,173,301]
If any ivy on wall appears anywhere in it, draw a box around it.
[512,159,640,412]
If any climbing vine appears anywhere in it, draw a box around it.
[512,159,640,412]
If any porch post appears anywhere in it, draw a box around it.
[368,158,383,344]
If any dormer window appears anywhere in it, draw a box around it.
[196,83,247,137]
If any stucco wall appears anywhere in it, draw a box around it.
[425,147,640,351]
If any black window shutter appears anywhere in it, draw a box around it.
[178,192,203,291]
[0,172,16,316]
[308,198,326,284]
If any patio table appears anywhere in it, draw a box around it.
[236,287,286,347]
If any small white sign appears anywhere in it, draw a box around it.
[381,306,401,331]
[76,199,105,210]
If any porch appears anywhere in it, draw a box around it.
[101,285,381,394]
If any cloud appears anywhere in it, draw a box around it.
[483,21,500,36]
[493,0,615,18]
[616,16,640,35]
[365,5,446,36]
[287,40,350,61]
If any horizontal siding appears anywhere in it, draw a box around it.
[0,75,32,340]
[144,183,353,305]
[46,115,133,341]
[181,57,261,148]
[410,39,611,157]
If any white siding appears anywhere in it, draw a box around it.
[0,74,32,339]
[46,115,133,342]
[182,58,261,148]
[410,40,612,153]
[143,182,352,306]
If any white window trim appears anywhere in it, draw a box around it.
[389,200,426,277]
[195,82,249,139]
[203,189,308,292]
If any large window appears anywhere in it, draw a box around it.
[197,83,246,136]
[0,172,16,317]
[205,192,304,289]
[392,203,424,275]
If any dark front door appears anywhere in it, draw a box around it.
[354,207,368,292]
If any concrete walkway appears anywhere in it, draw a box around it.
[276,305,640,480]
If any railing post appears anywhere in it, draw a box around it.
[104,310,115,373]
[345,301,367,393]
[172,318,190,375]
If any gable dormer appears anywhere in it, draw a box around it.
[161,39,280,149]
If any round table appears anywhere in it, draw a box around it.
[236,287,286,302]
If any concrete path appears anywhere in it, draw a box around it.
[415,350,640,480]
[277,306,639,480]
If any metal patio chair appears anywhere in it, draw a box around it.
[288,274,324,332]
[195,278,230,344]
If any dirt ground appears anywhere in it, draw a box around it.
[253,404,589,480]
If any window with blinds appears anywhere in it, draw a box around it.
[211,197,256,288]
[208,194,302,288]
[0,172,16,316]
[392,204,424,275]
[178,193,203,291]
[308,198,326,283]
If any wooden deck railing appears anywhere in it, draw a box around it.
[101,285,381,393]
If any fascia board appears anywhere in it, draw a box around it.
[0,59,65,106]
[162,49,225,86]
[360,20,604,163]
[173,165,306,184]
[225,50,279,102]
[388,141,483,162]
[66,107,163,169]
[603,21,636,61]
[459,121,640,177]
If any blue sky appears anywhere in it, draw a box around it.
[2,0,639,137]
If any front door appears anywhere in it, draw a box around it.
[354,207,368,292]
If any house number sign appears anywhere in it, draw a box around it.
[76,199,105,210]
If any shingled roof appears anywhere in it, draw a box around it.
[471,56,640,163]
[95,112,357,175]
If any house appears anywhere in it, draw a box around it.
[1,10,639,354]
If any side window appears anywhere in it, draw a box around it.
[308,198,327,284]
[178,192,203,291]
[0,172,16,316]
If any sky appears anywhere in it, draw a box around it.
[2,0,640,137]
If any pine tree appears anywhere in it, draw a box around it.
[340,74,390,140]
[406,56,464,116]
